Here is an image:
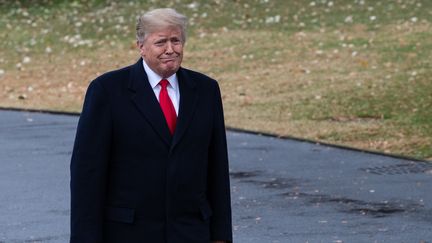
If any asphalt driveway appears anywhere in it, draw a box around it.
[1,110,431,243]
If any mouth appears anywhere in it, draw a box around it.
[161,57,178,63]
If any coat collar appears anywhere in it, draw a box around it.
[128,58,198,151]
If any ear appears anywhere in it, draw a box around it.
[137,41,145,56]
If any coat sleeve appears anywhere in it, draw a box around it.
[207,82,233,242]
[70,80,112,243]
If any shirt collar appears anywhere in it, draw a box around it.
[142,59,178,90]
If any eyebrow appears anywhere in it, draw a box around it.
[154,36,181,42]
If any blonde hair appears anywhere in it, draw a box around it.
[136,8,188,44]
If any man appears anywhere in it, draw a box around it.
[70,8,232,243]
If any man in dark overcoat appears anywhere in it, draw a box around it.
[70,8,232,243]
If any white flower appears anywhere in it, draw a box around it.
[410,17,418,23]
[0,69,4,76]
[29,38,37,46]
[265,17,273,24]
[45,47,52,53]
[370,16,376,21]
[23,56,31,63]
[187,2,199,10]
[265,15,281,24]
[344,15,353,23]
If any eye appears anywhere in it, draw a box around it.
[154,39,167,46]
[171,38,181,44]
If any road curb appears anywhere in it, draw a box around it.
[1,106,429,163]
[225,127,430,163]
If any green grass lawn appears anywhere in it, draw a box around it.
[1,0,431,159]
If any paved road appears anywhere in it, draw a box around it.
[1,110,431,243]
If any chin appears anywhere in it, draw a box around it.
[161,69,177,78]
[165,65,179,73]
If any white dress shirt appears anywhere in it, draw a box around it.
[142,60,180,115]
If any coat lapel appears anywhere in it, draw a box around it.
[170,67,198,152]
[128,59,172,147]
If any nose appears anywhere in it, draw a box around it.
[165,41,174,54]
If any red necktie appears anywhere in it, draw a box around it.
[159,79,177,135]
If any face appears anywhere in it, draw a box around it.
[138,27,184,78]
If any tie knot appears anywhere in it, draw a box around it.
[159,79,169,89]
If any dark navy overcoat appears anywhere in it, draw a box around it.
[70,59,232,243]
